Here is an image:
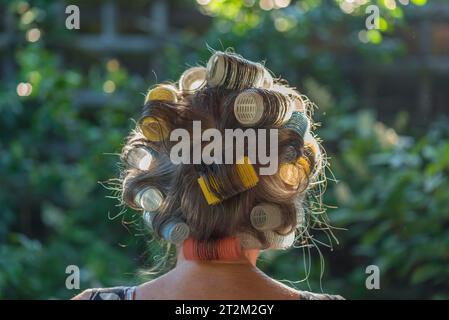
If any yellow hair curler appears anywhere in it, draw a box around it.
[279,162,301,187]
[235,156,259,189]
[144,84,178,104]
[197,174,221,206]
[139,116,169,142]
[198,156,259,206]
[296,156,311,176]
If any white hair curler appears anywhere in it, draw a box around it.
[206,52,226,87]
[234,89,295,127]
[206,52,266,89]
[134,187,164,212]
[143,211,156,229]
[262,69,274,89]
[265,231,295,249]
[250,203,283,231]
[238,232,263,249]
[126,146,154,171]
[233,89,265,126]
[238,231,295,250]
[179,67,207,92]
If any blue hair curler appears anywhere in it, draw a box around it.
[161,220,190,245]
[283,111,309,139]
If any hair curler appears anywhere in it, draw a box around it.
[134,186,164,212]
[197,156,259,206]
[183,237,242,261]
[233,89,265,126]
[265,230,295,249]
[125,146,154,171]
[143,211,156,229]
[250,203,283,231]
[238,232,263,249]
[179,67,207,92]
[139,116,169,142]
[283,111,309,139]
[206,51,267,89]
[233,89,294,127]
[161,220,190,245]
[145,84,178,104]
[279,162,301,187]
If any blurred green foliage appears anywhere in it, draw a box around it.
[1,0,448,299]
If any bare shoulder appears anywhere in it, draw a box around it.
[264,279,302,299]
[264,277,344,300]
[245,270,304,300]
[135,276,169,300]
[71,289,94,300]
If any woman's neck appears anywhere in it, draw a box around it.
[135,248,300,300]
[176,247,260,267]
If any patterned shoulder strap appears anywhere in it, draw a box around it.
[89,286,136,300]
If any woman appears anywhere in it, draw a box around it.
[73,51,343,300]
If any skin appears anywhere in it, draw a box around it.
[72,247,302,300]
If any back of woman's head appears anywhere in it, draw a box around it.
[119,50,327,260]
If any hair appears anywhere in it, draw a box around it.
[117,50,331,264]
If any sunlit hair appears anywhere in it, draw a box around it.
[109,50,334,280]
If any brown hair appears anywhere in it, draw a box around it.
[119,51,327,258]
